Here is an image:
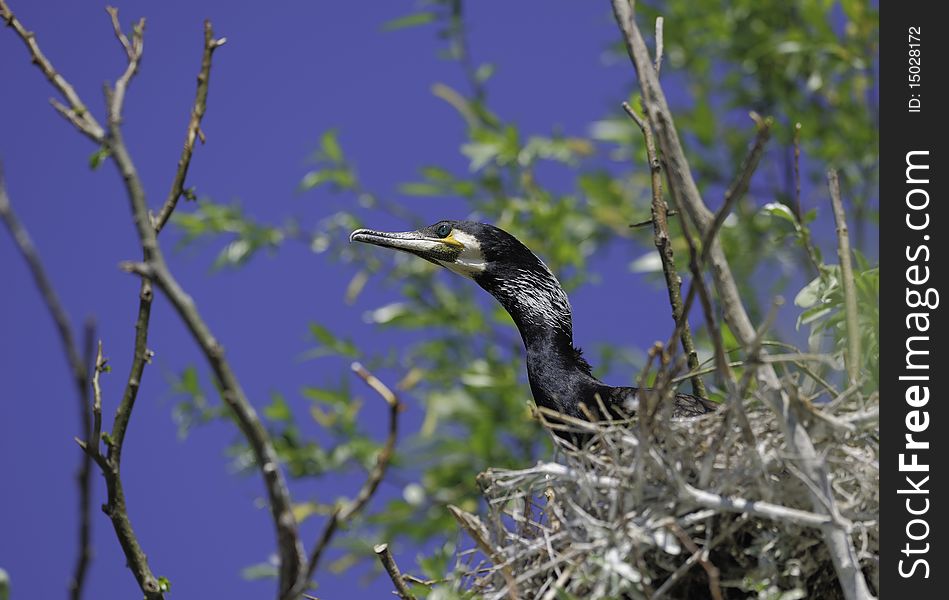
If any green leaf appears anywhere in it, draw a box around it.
[241,563,278,581]
[320,129,344,163]
[761,202,797,225]
[88,146,110,170]
[794,275,823,308]
[157,576,172,592]
[264,393,292,422]
[382,11,436,31]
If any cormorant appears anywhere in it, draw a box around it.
[350,220,717,424]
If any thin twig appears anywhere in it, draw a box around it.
[0,0,105,141]
[153,21,226,232]
[91,342,106,448]
[622,101,706,398]
[828,169,861,386]
[448,505,522,599]
[374,544,418,600]
[104,6,144,127]
[698,111,772,264]
[653,17,664,76]
[304,363,402,585]
[652,517,745,599]
[666,523,723,600]
[0,172,97,600]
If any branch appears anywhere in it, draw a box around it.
[303,362,402,586]
[666,523,723,600]
[104,6,144,127]
[608,4,873,598]
[121,256,305,599]
[374,544,418,600]
[0,0,105,141]
[153,20,226,232]
[828,170,861,386]
[698,112,771,264]
[622,101,706,399]
[0,172,96,600]
[78,340,166,599]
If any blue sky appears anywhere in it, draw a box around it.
[0,1,872,599]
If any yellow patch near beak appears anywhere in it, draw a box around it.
[440,232,465,248]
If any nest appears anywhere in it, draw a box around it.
[447,385,879,599]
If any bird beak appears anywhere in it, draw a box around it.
[349,227,463,263]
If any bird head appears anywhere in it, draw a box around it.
[350,220,573,334]
[351,220,508,280]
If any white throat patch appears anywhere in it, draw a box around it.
[438,229,486,278]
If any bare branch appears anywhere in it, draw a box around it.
[621,101,706,398]
[303,362,402,586]
[153,20,227,232]
[666,523,723,600]
[104,6,145,127]
[828,169,861,386]
[653,17,664,75]
[374,544,418,600]
[698,112,772,264]
[0,171,97,600]
[0,0,105,141]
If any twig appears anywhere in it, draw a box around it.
[609,4,872,598]
[828,170,861,386]
[448,505,522,599]
[666,524,723,600]
[679,482,834,529]
[374,544,418,600]
[653,17,664,76]
[629,209,677,228]
[622,101,706,399]
[0,0,105,141]
[153,21,226,232]
[698,111,772,265]
[0,172,96,600]
[121,257,305,600]
[91,342,106,448]
[304,363,402,585]
[104,7,144,127]
[652,517,745,599]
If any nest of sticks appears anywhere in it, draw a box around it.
[447,378,879,600]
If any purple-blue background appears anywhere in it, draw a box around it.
[0,2,864,599]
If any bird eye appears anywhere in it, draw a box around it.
[434,223,452,238]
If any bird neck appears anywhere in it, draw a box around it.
[476,268,600,415]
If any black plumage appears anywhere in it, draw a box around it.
[350,220,716,424]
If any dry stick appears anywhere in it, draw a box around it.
[622,101,706,399]
[448,505,521,600]
[303,362,402,587]
[698,111,772,265]
[828,170,861,387]
[666,524,724,600]
[786,123,824,280]
[653,17,664,76]
[0,0,105,141]
[154,21,226,231]
[608,4,872,598]
[374,544,418,600]
[0,174,96,600]
[651,517,746,600]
